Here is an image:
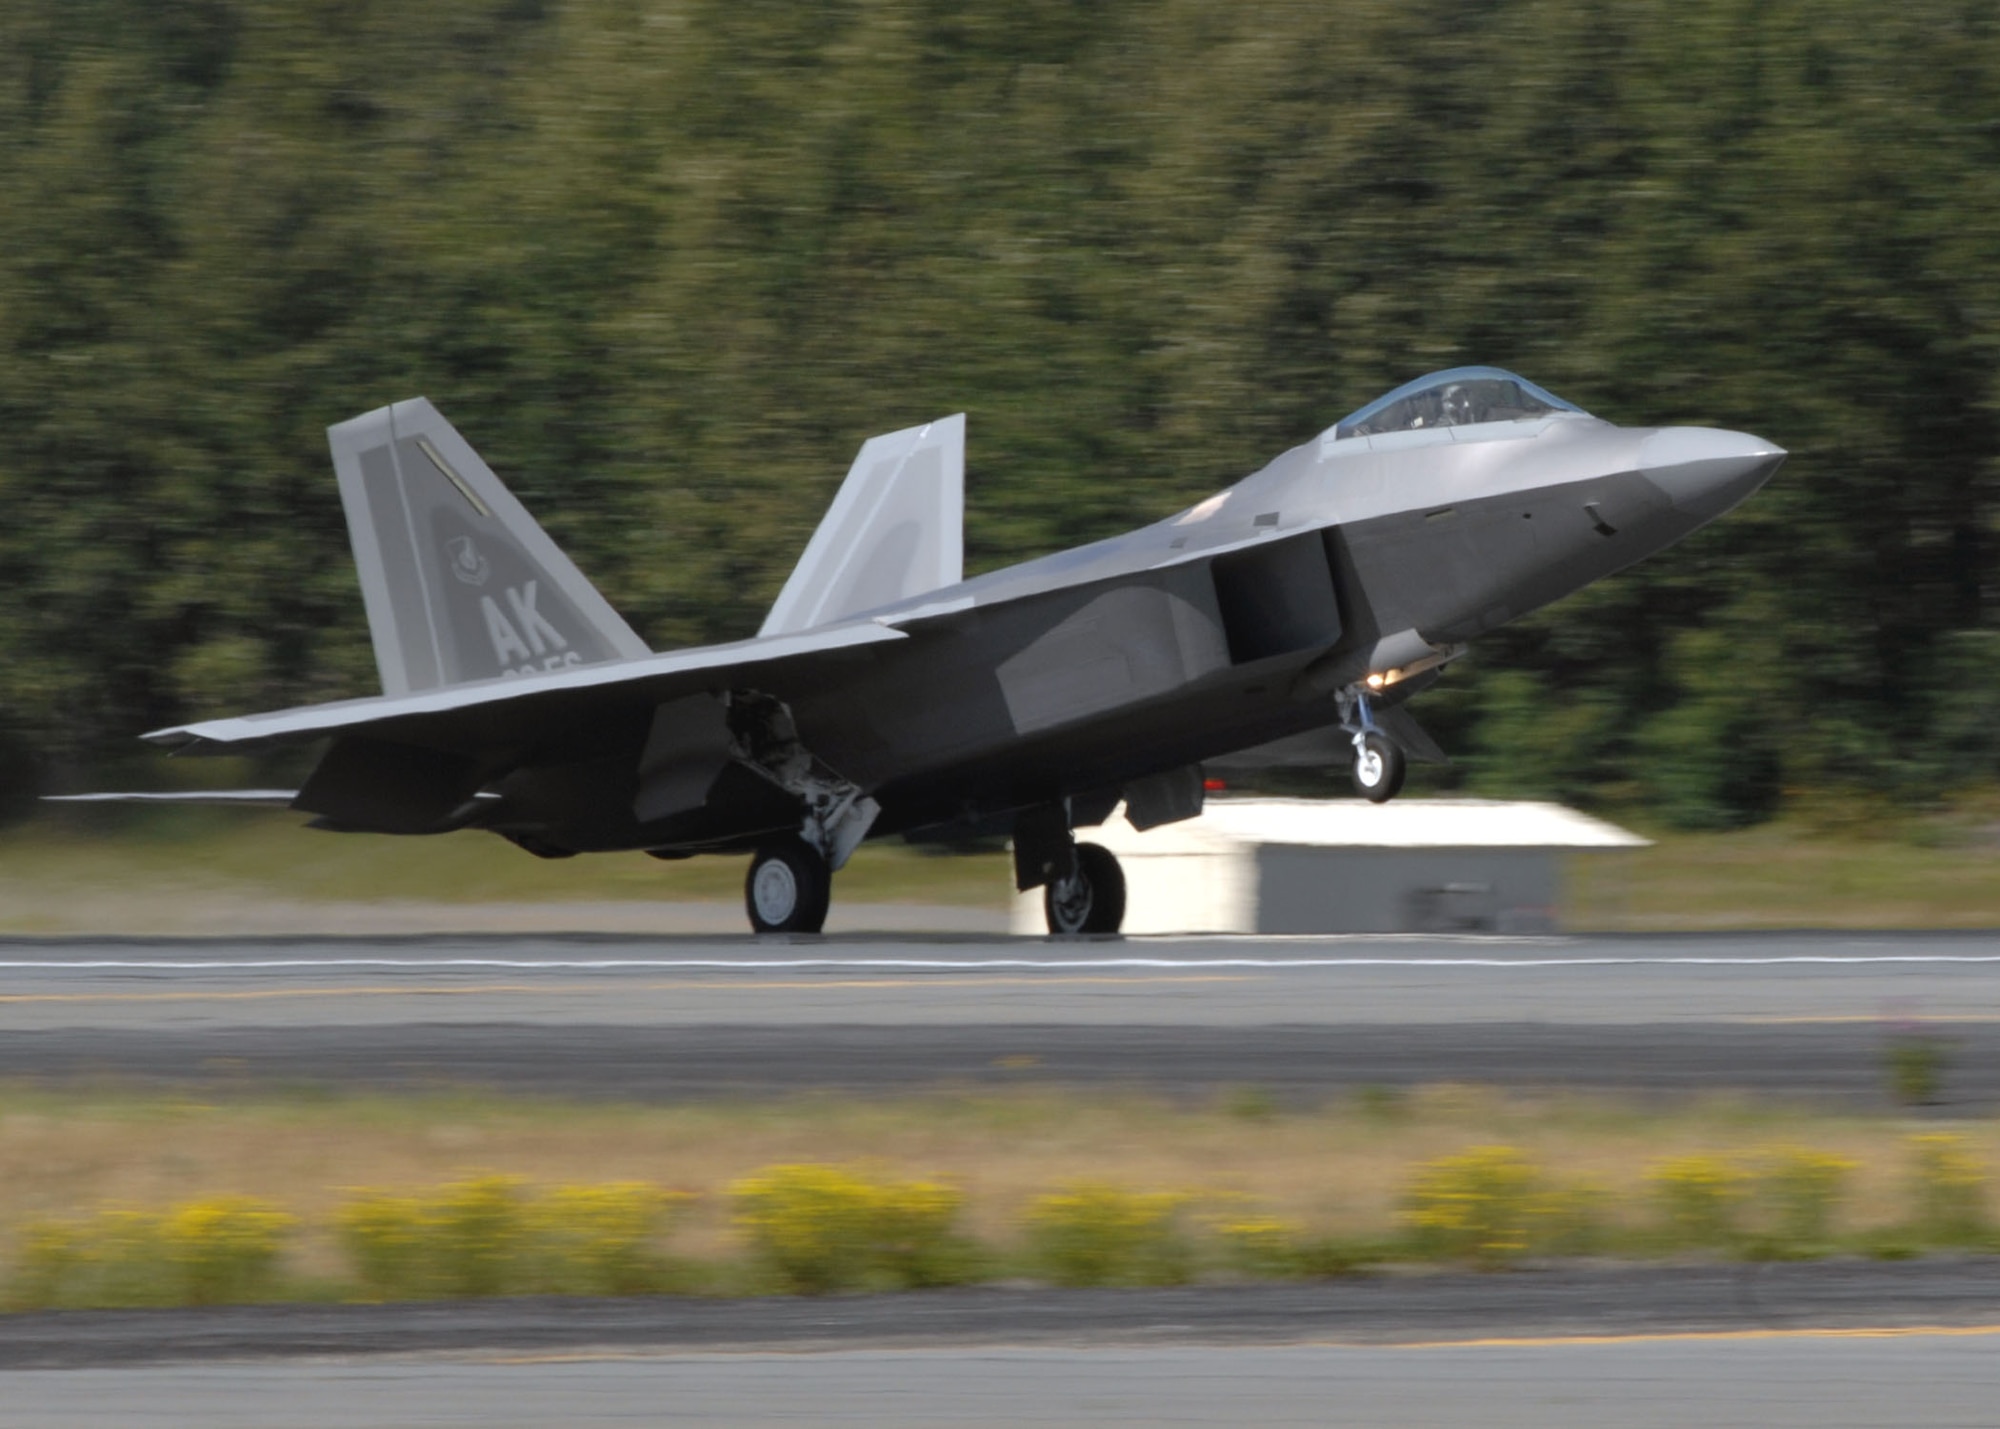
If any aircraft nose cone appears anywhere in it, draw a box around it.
[1640,427,1787,519]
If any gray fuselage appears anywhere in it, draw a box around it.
[489,409,1782,853]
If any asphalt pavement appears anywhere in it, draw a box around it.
[4,929,1999,1418]
[0,930,1994,1102]
[4,1260,1997,1369]
[6,1327,1997,1427]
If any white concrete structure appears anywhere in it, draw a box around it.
[1011,798,1648,935]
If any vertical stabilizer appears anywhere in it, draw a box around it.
[330,399,650,695]
[760,414,965,636]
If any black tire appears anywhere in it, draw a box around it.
[1043,842,1127,935]
[745,834,831,934]
[1352,731,1407,803]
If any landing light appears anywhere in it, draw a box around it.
[1361,643,1467,695]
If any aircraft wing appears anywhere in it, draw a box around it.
[144,620,908,756]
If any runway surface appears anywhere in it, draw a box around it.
[5,1261,1997,1368]
[8,1329,1998,1427]
[5,930,1998,1419]
[0,930,1996,1101]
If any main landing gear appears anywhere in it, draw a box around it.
[1341,689,1407,803]
[1016,804,1127,935]
[746,833,832,934]
[1044,842,1126,935]
[731,693,878,936]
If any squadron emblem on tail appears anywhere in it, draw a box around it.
[444,536,490,587]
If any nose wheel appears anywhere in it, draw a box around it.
[1351,730,1406,803]
[746,834,831,934]
[1339,687,1408,803]
[1043,842,1126,935]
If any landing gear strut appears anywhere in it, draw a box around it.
[1043,842,1126,935]
[1341,690,1407,803]
[745,833,831,934]
[1015,804,1128,935]
[730,692,877,935]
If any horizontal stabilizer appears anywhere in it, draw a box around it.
[43,790,301,807]
[331,398,650,695]
[761,415,964,636]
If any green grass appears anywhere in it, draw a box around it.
[11,807,1007,905]
[10,801,2000,933]
[1566,816,2000,930]
[2,1084,1994,1307]
[0,807,1008,930]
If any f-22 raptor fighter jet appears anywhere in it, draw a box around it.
[74,368,1782,934]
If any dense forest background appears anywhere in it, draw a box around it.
[2,0,1999,827]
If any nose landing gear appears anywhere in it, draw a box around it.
[1341,689,1408,803]
[1351,730,1406,802]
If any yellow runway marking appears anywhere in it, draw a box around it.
[481,1323,2000,1365]
[1378,1323,2000,1350]
[1730,1013,2000,1024]
[0,974,1249,1006]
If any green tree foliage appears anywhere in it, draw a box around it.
[2,0,1999,825]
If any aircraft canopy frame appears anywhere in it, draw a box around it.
[1332,367,1588,443]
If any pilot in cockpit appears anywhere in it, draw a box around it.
[1333,367,1585,442]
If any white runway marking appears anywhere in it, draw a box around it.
[3,955,2000,973]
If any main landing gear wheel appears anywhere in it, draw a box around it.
[1352,731,1407,804]
[1044,842,1126,935]
[746,834,831,934]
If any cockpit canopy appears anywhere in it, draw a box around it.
[1333,366,1587,442]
